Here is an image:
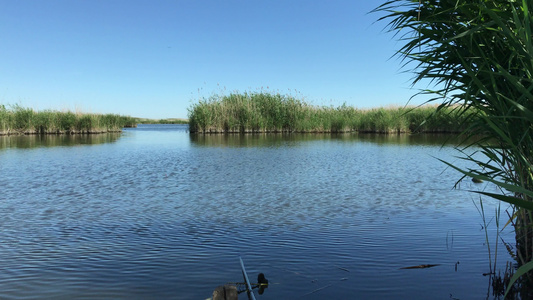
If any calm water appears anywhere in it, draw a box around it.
[0,125,514,299]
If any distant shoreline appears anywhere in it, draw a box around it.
[136,118,188,125]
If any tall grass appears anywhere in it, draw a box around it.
[188,92,473,133]
[376,0,533,295]
[0,104,137,135]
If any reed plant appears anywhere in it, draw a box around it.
[376,0,533,295]
[188,92,469,133]
[0,104,137,135]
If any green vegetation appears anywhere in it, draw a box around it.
[188,92,473,133]
[376,0,533,295]
[137,118,188,125]
[0,104,137,135]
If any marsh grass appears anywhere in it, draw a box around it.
[188,92,473,133]
[0,104,137,135]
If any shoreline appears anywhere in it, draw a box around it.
[0,124,463,136]
[189,128,462,134]
[0,129,125,136]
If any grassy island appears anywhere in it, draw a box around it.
[188,92,474,134]
[0,104,137,135]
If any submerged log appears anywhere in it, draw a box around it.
[399,264,440,269]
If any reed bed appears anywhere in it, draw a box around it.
[0,104,137,135]
[188,92,474,134]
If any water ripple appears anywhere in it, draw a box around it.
[0,127,514,299]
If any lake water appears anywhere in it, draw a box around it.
[0,124,515,299]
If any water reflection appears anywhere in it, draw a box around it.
[189,132,465,148]
[0,133,122,149]
[0,124,513,299]
[0,126,464,150]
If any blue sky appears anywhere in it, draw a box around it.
[0,1,426,119]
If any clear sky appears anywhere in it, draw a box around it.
[0,1,427,119]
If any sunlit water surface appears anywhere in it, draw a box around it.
[0,125,514,299]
